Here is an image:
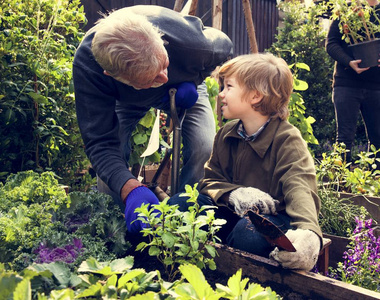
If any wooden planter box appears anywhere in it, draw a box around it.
[339,192,380,223]
[214,243,380,299]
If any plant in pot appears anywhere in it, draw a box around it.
[325,0,380,67]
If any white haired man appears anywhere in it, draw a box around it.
[73,5,233,233]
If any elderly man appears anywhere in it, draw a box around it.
[73,5,233,232]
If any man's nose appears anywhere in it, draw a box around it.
[155,69,168,84]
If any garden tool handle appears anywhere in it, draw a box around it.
[169,88,187,195]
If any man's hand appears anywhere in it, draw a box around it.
[349,59,370,74]
[269,229,321,271]
[228,187,279,217]
[162,82,198,109]
[124,186,160,233]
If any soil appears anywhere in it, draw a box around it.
[125,235,311,300]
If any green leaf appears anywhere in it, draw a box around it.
[13,278,31,300]
[27,92,48,104]
[293,79,308,91]
[148,246,160,256]
[76,282,102,298]
[118,269,146,288]
[49,288,75,299]
[161,232,176,248]
[178,264,222,299]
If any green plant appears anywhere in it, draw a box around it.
[288,62,318,146]
[268,1,337,155]
[0,256,282,299]
[325,0,380,45]
[318,184,369,236]
[0,0,88,186]
[135,184,226,281]
[316,143,380,196]
[0,170,130,271]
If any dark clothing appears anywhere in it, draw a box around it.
[73,5,233,196]
[326,18,380,90]
[326,8,380,154]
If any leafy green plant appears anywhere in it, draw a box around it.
[316,143,380,196]
[268,1,337,155]
[0,170,130,271]
[0,0,88,185]
[288,62,318,146]
[135,184,226,281]
[0,256,282,299]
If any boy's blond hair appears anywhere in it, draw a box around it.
[218,53,293,120]
[91,9,167,85]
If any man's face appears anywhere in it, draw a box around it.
[119,56,169,90]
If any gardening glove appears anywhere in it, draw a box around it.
[228,187,279,217]
[124,186,160,233]
[269,229,321,271]
[161,82,198,109]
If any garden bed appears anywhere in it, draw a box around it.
[213,243,380,300]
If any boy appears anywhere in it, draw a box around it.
[169,53,322,271]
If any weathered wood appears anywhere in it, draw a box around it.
[214,243,380,300]
[212,0,223,30]
[339,192,380,223]
[173,0,185,12]
[242,0,258,53]
[188,0,198,16]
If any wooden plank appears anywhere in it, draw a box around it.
[212,0,223,30]
[339,192,380,222]
[214,243,380,300]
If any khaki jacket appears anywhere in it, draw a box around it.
[199,118,322,238]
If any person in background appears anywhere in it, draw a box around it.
[325,0,380,163]
[169,53,322,271]
[73,5,233,233]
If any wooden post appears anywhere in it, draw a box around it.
[212,0,223,30]
[188,0,199,16]
[242,0,259,53]
[173,0,185,12]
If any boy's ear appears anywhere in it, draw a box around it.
[249,90,263,105]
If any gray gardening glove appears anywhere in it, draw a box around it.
[269,229,321,271]
[228,187,279,217]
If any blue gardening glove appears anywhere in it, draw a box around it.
[161,82,198,109]
[124,186,160,233]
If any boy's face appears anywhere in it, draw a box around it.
[219,76,256,120]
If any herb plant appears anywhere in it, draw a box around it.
[135,184,227,281]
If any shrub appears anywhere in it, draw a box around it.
[0,0,88,185]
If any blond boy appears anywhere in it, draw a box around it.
[170,53,322,270]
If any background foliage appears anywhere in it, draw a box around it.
[0,0,88,185]
[268,1,336,155]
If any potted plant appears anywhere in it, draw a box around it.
[325,0,380,67]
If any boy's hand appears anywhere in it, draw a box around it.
[269,229,321,271]
[228,187,279,217]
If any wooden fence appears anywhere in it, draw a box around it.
[79,0,279,54]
